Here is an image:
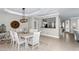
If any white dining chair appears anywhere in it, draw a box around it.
[13,31,26,50]
[28,32,40,49]
[9,31,16,47]
[73,30,79,41]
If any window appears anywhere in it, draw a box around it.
[41,17,56,28]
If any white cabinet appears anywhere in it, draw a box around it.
[40,28,59,38]
[40,15,60,38]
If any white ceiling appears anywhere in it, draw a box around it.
[4,8,58,16]
[1,8,79,19]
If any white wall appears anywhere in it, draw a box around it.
[64,17,79,33]
[70,17,79,33]
[28,16,60,38]
[0,11,60,38]
[40,15,60,38]
[0,12,28,32]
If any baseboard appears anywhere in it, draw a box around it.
[41,34,59,38]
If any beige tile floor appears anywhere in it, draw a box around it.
[0,33,79,51]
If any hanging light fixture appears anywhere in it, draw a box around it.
[20,8,28,23]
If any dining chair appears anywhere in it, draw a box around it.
[28,32,40,49]
[73,30,79,41]
[9,31,16,47]
[13,31,26,50]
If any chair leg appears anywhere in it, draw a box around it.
[15,42,17,48]
[12,41,14,48]
[37,43,40,48]
[37,43,40,49]
[18,44,20,51]
[32,43,39,49]
[11,40,13,46]
[25,39,28,48]
[31,45,34,50]
[10,41,12,46]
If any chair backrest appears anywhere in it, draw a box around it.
[13,31,19,43]
[29,29,38,33]
[73,30,79,40]
[33,32,40,42]
[9,31,15,41]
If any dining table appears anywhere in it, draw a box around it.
[18,32,33,48]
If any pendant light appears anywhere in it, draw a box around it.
[20,8,27,23]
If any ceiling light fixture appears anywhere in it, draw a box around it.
[20,8,28,23]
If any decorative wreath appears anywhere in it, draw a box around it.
[10,21,20,29]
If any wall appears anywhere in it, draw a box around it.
[0,11,60,38]
[70,17,79,33]
[64,17,79,33]
[0,12,28,32]
[40,15,60,38]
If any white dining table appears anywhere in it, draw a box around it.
[18,32,33,48]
